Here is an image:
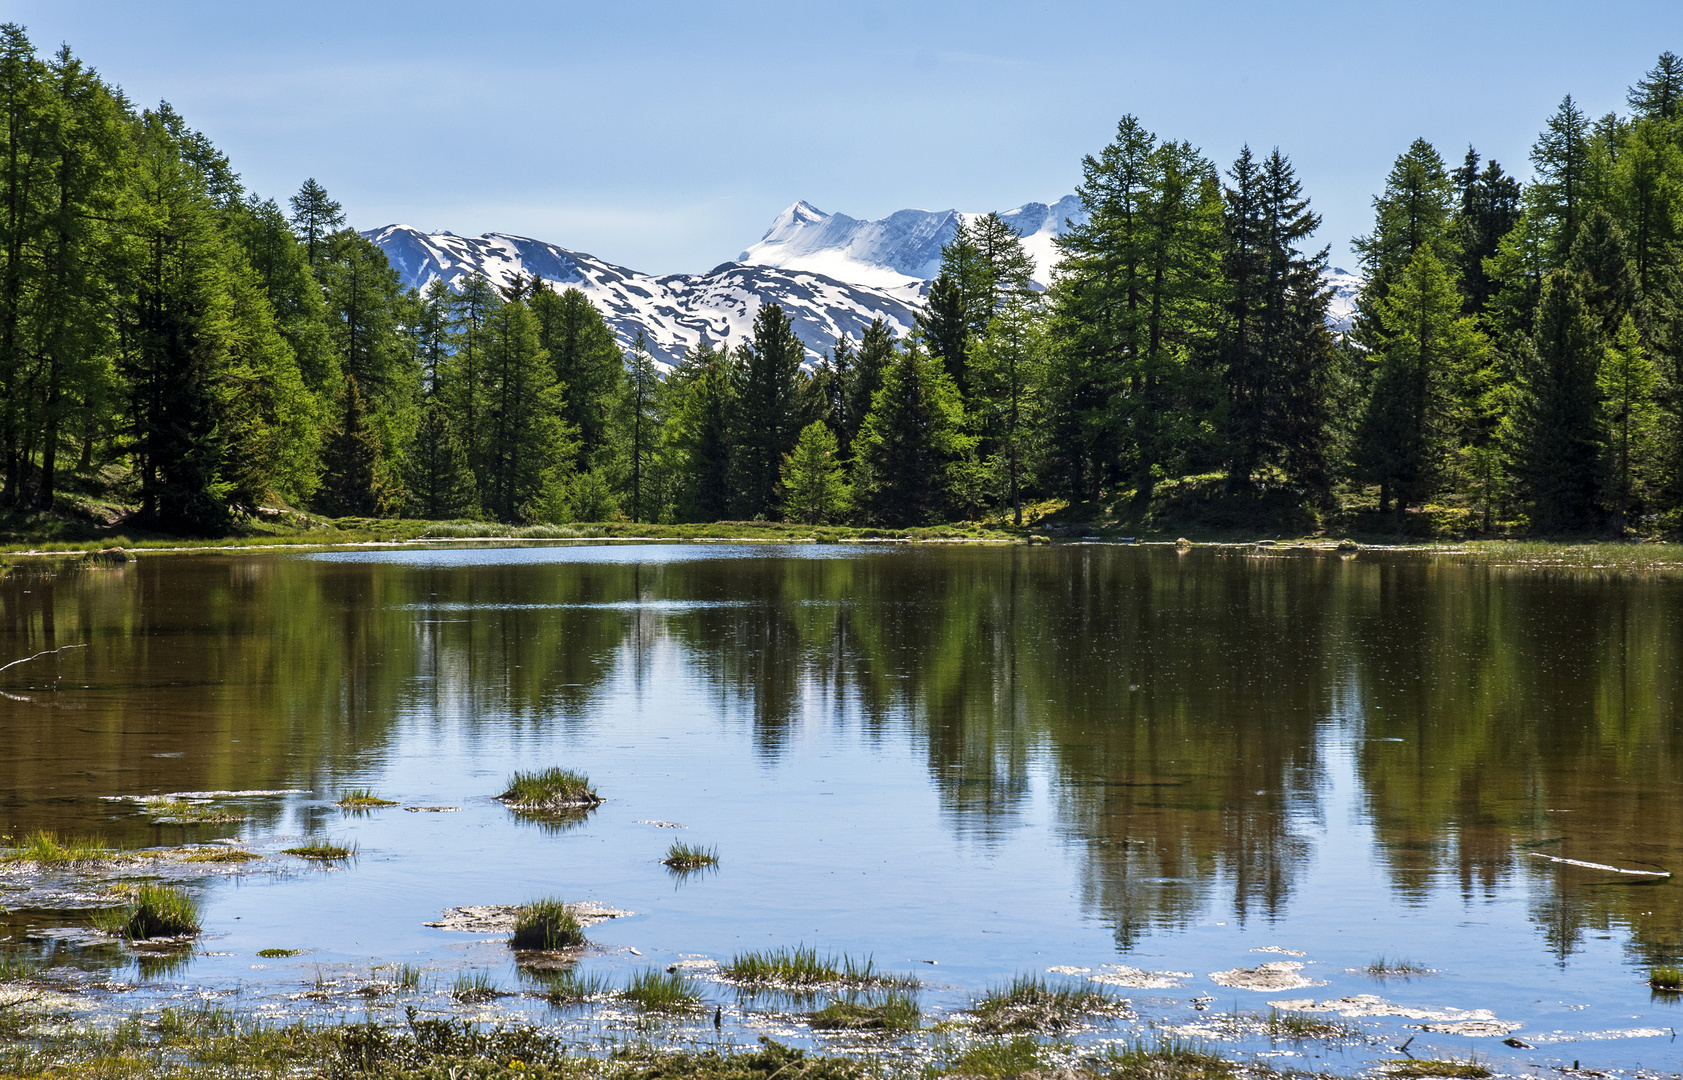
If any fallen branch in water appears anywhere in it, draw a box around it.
[1528,851,1670,877]
[0,643,87,676]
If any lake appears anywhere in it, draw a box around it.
[1,542,1679,1073]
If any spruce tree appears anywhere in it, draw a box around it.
[1569,208,1637,336]
[782,421,849,524]
[1628,51,1683,121]
[845,318,894,457]
[1506,270,1603,530]
[445,272,497,468]
[1530,97,1593,264]
[531,284,621,466]
[288,178,343,270]
[1451,148,1522,315]
[404,395,479,519]
[732,302,805,518]
[968,293,1041,524]
[853,338,972,525]
[317,376,384,517]
[663,338,734,522]
[614,331,660,523]
[1598,315,1660,531]
[1352,139,1458,344]
[480,298,564,521]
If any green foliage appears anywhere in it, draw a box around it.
[403,394,479,519]
[2,828,113,864]
[480,297,567,521]
[510,898,586,950]
[932,1037,1044,1078]
[621,967,702,1011]
[733,303,806,519]
[1506,271,1603,529]
[854,339,973,525]
[1650,963,1683,989]
[282,839,357,860]
[807,992,920,1032]
[336,788,397,808]
[451,970,502,1002]
[97,883,201,939]
[781,421,849,524]
[498,767,599,807]
[969,974,1120,1034]
[722,947,916,989]
[1101,1041,1238,1080]
[661,841,719,870]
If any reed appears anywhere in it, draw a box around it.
[509,898,586,950]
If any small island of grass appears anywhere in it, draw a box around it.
[93,883,201,940]
[496,767,602,812]
[336,789,398,808]
[509,898,587,950]
[662,841,718,870]
[282,839,357,861]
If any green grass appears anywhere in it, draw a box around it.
[0,953,39,980]
[172,845,261,863]
[722,946,918,989]
[451,970,502,1003]
[281,839,357,860]
[2,828,114,865]
[141,798,246,824]
[970,973,1120,1034]
[535,968,614,1006]
[807,992,920,1032]
[94,883,201,940]
[1650,963,1683,989]
[1381,1060,1490,1079]
[930,1036,1045,1078]
[1266,1008,1360,1041]
[662,841,719,870]
[509,898,587,950]
[336,788,398,808]
[256,949,301,958]
[620,968,702,1012]
[498,767,601,808]
[1366,954,1433,979]
[1101,1040,1239,1080]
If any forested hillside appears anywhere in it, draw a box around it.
[2,23,1680,536]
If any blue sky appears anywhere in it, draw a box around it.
[10,1,1679,275]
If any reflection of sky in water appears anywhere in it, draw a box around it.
[0,544,1679,1071]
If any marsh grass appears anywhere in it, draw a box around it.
[807,992,920,1032]
[1102,1040,1238,1080]
[336,789,398,809]
[1381,1060,1490,1079]
[723,946,918,989]
[174,846,261,863]
[535,968,614,1006]
[1366,954,1433,979]
[257,949,301,958]
[1265,1009,1360,1041]
[451,970,503,1003]
[934,1036,1045,1078]
[509,898,586,950]
[498,767,601,809]
[1458,541,1683,573]
[0,952,39,980]
[620,968,702,1012]
[282,839,357,860]
[662,841,719,870]
[2,828,113,865]
[971,974,1120,1034]
[94,883,201,939]
[1650,963,1683,989]
[141,798,246,824]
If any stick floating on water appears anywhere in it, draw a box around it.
[0,643,88,676]
[1528,851,1671,877]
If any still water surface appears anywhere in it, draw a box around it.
[1,543,1680,1072]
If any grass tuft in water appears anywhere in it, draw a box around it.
[282,839,357,860]
[620,968,702,1012]
[722,946,917,989]
[807,992,920,1032]
[1266,1008,1360,1041]
[175,846,261,863]
[1102,1039,1238,1080]
[451,970,502,1003]
[336,789,398,808]
[935,1036,1045,1078]
[0,953,40,980]
[971,973,1119,1034]
[1650,963,1683,989]
[497,767,600,808]
[256,949,301,958]
[509,898,586,950]
[1366,954,1432,979]
[1381,1060,1490,1079]
[94,883,201,940]
[2,829,113,865]
[142,798,245,824]
[662,841,719,870]
[536,968,613,1007]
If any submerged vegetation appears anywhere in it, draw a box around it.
[92,883,201,940]
[509,898,587,950]
[722,946,916,989]
[807,993,920,1032]
[662,841,719,870]
[498,768,602,810]
[1365,955,1433,979]
[534,968,613,1006]
[969,974,1122,1034]
[256,948,302,958]
[450,971,502,1003]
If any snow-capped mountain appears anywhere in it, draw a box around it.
[364,226,921,368]
[739,196,1087,291]
[1323,267,1359,334]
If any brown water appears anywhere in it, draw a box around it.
[1,543,1679,1072]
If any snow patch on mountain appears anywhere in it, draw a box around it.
[1324,267,1359,334]
[364,226,921,368]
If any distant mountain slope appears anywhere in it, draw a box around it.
[363,226,921,367]
[739,196,1086,290]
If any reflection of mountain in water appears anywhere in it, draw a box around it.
[2,549,1679,965]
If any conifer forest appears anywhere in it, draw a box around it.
[4,25,1683,537]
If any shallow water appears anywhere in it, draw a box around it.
[1,543,1680,1073]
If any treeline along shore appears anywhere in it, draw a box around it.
[4,24,1683,540]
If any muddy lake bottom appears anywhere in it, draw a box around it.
[0,543,1680,1076]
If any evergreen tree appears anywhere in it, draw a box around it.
[317,376,384,516]
[1598,315,1660,531]
[968,293,1041,524]
[1628,51,1683,121]
[445,272,497,467]
[853,338,972,525]
[1569,208,1637,336]
[817,333,853,457]
[732,302,805,518]
[663,337,734,521]
[781,420,849,524]
[288,178,343,269]
[403,394,478,519]
[1352,139,1458,343]
[531,284,621,468]
[1530,96,1593,264]
[845,318,894,457]
[1506,270,1603,530]
[480,298,563,521]
[1451,148,1523,315]
[413,279,454,396]
[614,331,660,523]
